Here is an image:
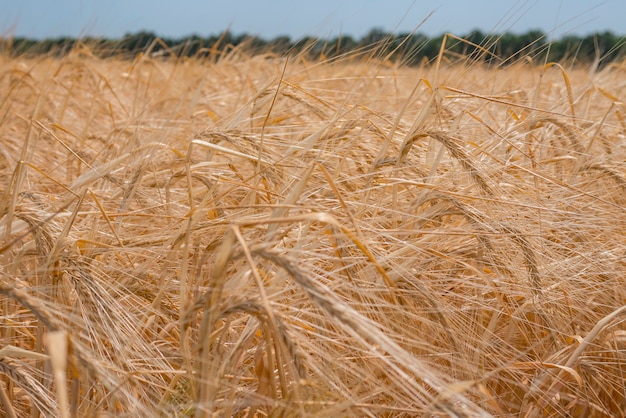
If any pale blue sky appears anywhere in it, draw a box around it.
[1,0,624,40]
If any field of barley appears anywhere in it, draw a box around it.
[1,43,625,417]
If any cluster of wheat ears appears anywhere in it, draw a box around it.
[0,40,625,417]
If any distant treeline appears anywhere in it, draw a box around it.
[2,28,625,66]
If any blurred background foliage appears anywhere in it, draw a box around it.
[2,28,624,66]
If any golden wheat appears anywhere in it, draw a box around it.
[0,44,625,417]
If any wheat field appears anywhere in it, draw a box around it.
[1,43,625,417]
